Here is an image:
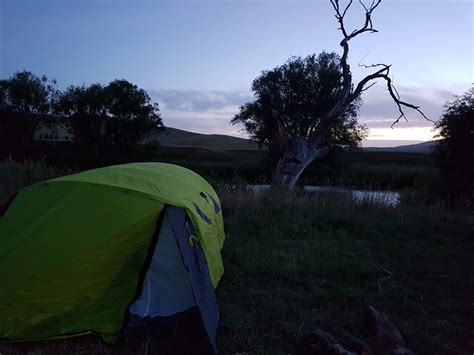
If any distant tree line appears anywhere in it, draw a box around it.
[0,71,164,165]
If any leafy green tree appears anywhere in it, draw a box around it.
[435,86,474,207]
[233,1,429,188]
[0,71,58,115]
[102,80,163,145]
[232,52,367,185]
[0,71,59,142]
[54,83,107,146]
[55,80,164,146]
[233,52,366,147]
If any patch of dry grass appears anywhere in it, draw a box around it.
[0,158,75,205]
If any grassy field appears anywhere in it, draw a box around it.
[0,159,472,354]
[12,142,438,191]
[152,148,439,191]
[217,190,473,354]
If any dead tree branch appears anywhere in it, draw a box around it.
[309,0,431,145]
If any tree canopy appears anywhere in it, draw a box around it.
[0,71,58,116]
[435,86,474,207]
[232,52,368,150]
[55,80,164,145]
[435,87,473,156]
[102,80,163,145]
[0,72,164,163]
[0,71,59,148]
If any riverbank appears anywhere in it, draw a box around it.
[247,184,401,206]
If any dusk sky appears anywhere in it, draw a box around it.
[1,0,472,146]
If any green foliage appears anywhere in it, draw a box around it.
[232,52,368,150]
[0,72,164,162]
[103,80,163,144]
[55,83,107,146]
[435,86,474,207]
[0,71,59,145]
[56,79,164,145]
[0,71,58,115]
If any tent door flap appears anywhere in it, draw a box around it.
[167,206,219,354]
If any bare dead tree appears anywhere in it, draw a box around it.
[272,0,432,187]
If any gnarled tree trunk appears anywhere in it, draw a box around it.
[269,0,430,189]
[271,135,328,188]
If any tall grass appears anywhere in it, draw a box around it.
[0,158,76,205]
[217,189,473,354]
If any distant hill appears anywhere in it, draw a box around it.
[146,127,262,150]
[147,127,439,153]
[364,141,438,153]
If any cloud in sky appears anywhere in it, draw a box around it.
[149,89,253,112]
[160,108,247,137]
[358,85,461,128]
[357,84,471,141]
[149,89,254,137]
[148,85,465,141]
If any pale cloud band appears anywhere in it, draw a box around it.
[149,89,253,113]
[148,85,465,142]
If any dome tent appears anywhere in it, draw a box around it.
[0,163,225,352]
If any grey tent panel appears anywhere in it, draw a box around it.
[128,206,219,353]
[129,211,196,318]
[167,206,220,353]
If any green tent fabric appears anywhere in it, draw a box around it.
[0,163,225,342]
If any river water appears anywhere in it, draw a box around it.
[247,185,400,207]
